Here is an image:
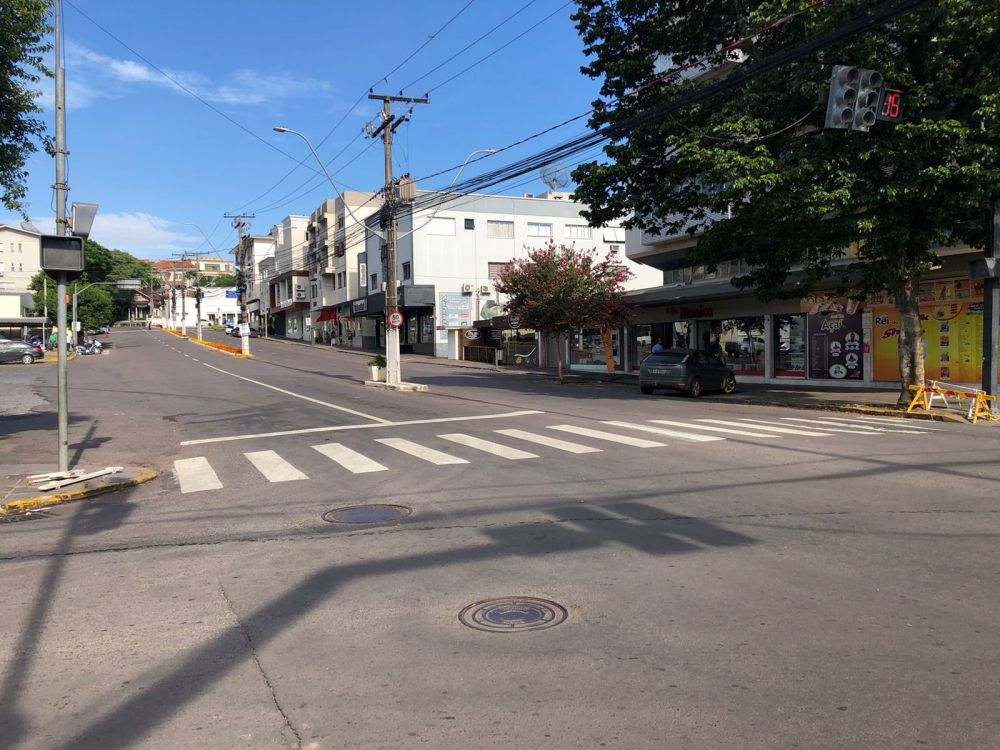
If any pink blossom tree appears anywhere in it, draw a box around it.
[496,242,634,381]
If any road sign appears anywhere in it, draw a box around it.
[509,319,520,329]
[115,279,142,290]
[40,235,84,274]
[225,290,241,299]
[387,310,404,329]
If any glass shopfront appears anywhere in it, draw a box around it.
[630,322,689,369]
[774,314,806,376]
[717,317,766,375]
[570,328,622,372]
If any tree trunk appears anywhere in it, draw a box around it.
[895,272,926,406]
[601,327,616,375]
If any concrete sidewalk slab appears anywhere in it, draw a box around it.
[0,463,157,519]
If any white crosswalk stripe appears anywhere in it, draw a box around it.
[495,428,602,454]
[174,456,223,494]
[312,443,388,473]
[815,415,941,431]
[605,421,724,443]
[244,450,308,482]
[779,417,929,434]
[646,419,786,438]
[720,419,833,437]
[375,437,469,465]
[550,424,667,447]
[438,433,538,460]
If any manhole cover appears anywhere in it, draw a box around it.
[459,597,568,633]
[322,504,412,525]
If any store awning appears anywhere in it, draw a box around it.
[314,308,338,323]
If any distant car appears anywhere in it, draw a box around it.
[639,348,736,398]
[98,325,110,334]
[229,327,258,338]
[0,340,44,365]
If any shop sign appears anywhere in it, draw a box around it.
[439,292,473,328]
[352,299,367,314]
[464,329,481,340]
[667,305,713,319]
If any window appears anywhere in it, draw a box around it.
[371,273,378,290]
[310,283,318,298]
[487,262,509,281]
[603,227,626,243]
[527,222,552,238]
[566,224,592,240]
[487,220,514,240]
[359,262,367,284]
[402,262,411,280]
[427,217,456,236]
[337,215,345,230]
[608,245,621,255]
[464,218,475,230]
[338,272,346,288]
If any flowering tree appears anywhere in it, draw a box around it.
[496,242,634,381]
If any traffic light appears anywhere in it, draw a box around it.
[853,69,883,132]
[825,65,859,130]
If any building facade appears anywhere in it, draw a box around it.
[264,216,309,338]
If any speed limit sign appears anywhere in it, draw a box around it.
[387,310,404,329]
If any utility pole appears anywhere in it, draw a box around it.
[367,92,429,386]
[225,213,254,356]
[983,198,999,404]
[53,0,70,471]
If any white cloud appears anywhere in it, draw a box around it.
[37,41,333,110]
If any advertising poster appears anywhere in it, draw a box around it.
[872,277,998,383]
[801,294,864,380]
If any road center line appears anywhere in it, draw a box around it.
[180,410,544,446]
[201,362,391,423]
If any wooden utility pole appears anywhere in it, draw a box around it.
[367,93,428,386]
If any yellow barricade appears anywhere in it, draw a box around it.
[907,385,997,423]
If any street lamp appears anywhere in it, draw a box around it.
[449,148,497,188]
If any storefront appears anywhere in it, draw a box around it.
[568,327,625,372]
[360,285,436,354]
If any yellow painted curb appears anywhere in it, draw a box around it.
[0,468,158,517]
[42,352,77,363]
[188,337,256,359]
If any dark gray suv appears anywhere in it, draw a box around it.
[639,348,736,397]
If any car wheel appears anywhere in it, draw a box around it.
[21,354,34,365]
[688,376,703,398]
[721,374,736,394]
[640,385,654,395]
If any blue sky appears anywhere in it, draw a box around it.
[2,0,605,260]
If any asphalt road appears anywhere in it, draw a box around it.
[2,329,999,749]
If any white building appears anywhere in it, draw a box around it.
[0,224,45,337]
[168,286,241,330]
[264,215,309,339]
[361,190,662,369]
[235,234,276,330]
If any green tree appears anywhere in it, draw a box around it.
[572,0,1000,402]
[0,0,51,215]
[495,242,633,381]
[29,271,114,332]
[208,274,236,287]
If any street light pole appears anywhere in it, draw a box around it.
[53,0,70,471]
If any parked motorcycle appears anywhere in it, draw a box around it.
[76,339,104,356]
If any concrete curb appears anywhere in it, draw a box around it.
[188,337,255,359]
[0,468,158,518]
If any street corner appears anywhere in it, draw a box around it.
[0,465,157,520]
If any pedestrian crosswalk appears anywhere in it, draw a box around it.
[172,415,944,493]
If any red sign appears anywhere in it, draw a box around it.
[876,89,904,122]
[387,310,404,329]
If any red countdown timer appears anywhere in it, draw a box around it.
[876,89,904,123]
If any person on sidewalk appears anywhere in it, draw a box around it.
[651,338,665,353]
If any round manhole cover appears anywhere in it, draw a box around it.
[459,597,568,633]
[322,504,412,525]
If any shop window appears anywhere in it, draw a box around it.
[570,328,621,372]
[421,314,434,342]
[718,317,765,374]
[774,314,806,377]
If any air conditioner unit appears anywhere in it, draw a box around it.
[461,283,475,294]
[479,284,492,295]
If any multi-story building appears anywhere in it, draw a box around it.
[360,190,661,369]
[0,224,45,337]
[305,192,383,345]
[234,235,275,330]
[264,215,309,338]
[150,259,197,288]
[192,257,234,282]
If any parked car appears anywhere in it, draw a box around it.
[0,340,44,365]
[639,348,736,397]
[229,326,258,338]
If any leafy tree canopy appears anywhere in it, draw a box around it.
[0,0,51,215]
[496,242,633,379]
[572,0,1000,395]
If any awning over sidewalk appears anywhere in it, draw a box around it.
[314,308,337,323]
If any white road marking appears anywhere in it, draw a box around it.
[495,428,602,454]
[174,457,223,494]
[779,417,928,434]
[244,450,308,482]
[819,415,942,430]
[201,362,390,423]
[647,419,784,438]
[312,443,388,474]
[375,438,468,465]
[606,421,724,443]
[699,419,831,437]
[184,354,190,358]
[192,358,199,362]
[179,410,543,446]
[439,433,538,460]
[550,424,667,448]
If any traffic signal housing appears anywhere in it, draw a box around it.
[825,65,859,130]
[853,69,883,132]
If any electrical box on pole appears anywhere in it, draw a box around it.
[40,235,85,280]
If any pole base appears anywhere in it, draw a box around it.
[363,380,429,392]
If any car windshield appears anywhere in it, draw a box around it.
[646,352,688,365]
